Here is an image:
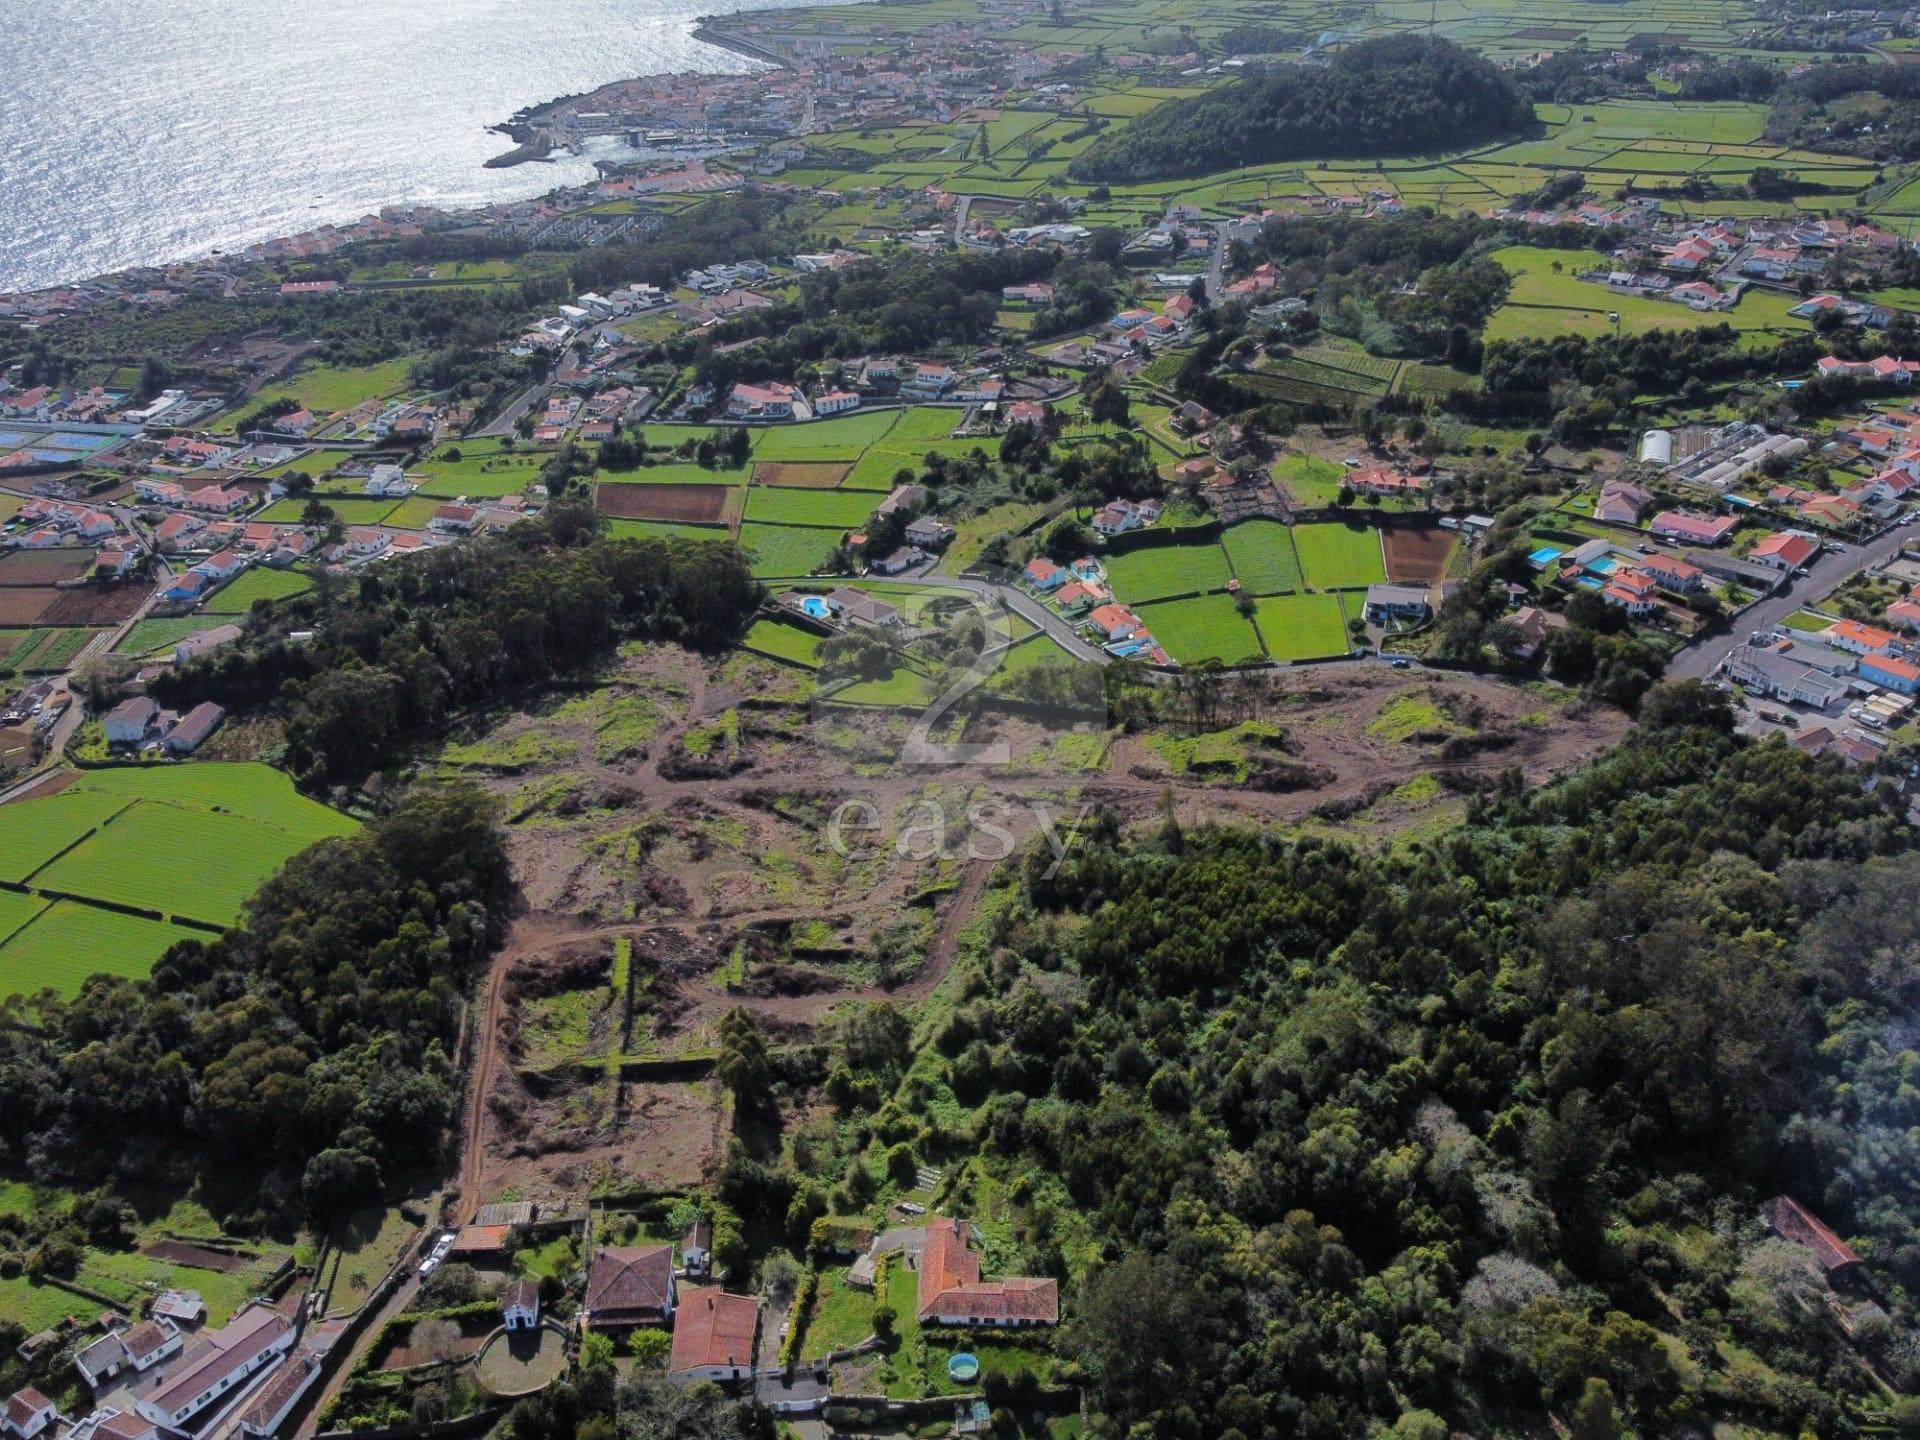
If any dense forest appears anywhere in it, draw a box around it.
[797,692,1920,1436]
[1068,37,1535,182]
[153,506,761,788]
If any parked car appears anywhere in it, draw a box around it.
[1389,657,1412,670]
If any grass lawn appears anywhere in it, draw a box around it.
[738,523,838,577]
[1781,610,1834,633]
[1252,593,1350,661]
[1136,594,1262,665]
[887,407,966,443]
[383,495,445,530]
[319,1205,420,1317]
[413,452,547,498]
[203,567,314,613]
[1104,541,1230,604]
[1271,453,1349,508]
[937,501,1046,575]
[258,496,398,525]
[1222,520,1303,594]
[1294,522,1388,590]
[0,789,135,884]
[740,618,824,668]
[824,666,937,707]
[800,1267,875,1361]
[743,487,878,529]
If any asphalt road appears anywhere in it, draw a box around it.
[477,381,547,438]
[1666,523,1913,682]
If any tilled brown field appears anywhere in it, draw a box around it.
[0,589,57,626]
[595,482,731,522]
[1383,524,1457,582]
[754,462,851,489]
[0,552,92,587]
[43,584,148,625]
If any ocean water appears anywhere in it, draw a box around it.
[0,0,817,292]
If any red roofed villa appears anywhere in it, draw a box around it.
[668,1287,759,1381]
[916,1216,1058,1328]
[1759,1195,1861,1277]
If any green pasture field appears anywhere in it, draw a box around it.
[35,800,342,927]
[603,519,734,543]
[1484,246,1813,344]
[0,903,203,998]
[743,487,877,529]
[740,618,825,668]
[114,617,232,657]
[887,407,966,443]
[1,629,101,674]
[382,496,444,530]
[258,449,362,479]
[1135,594,1262,666]
[1222,521,1303,595]
[1104,541,1230,604]
[0,893,48,950]
[600,463,747,484]
[204,567,313,613]
[413,448,548,498]
[751,411,900,460]
[213,356,416,430]
[1294,523,1388,590]
[738,523,838,577]
[1253,593,1351,661]
[0,764,354,980]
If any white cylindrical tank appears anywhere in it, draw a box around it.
[1639,429,1673,466]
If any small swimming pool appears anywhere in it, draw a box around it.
[948,1353,981,1383]
[1528,546,1564,567]
[800,596,831,619]
[1575,576,1604,590]
[1587,556,1620,575]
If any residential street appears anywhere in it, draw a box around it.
[1666,523,1913,682]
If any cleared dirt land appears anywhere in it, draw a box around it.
[443,646,1630,1216]
[0,552,93,586]
[0,590,57,626]
[42,584,149,626]
[1383,524,1457,583]
[595,482,731,523]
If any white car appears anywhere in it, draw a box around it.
[417,1232,458,1279]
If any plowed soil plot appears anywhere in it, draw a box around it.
[0,589,57,625]
[596,483,729,522]
[142,1240,245,1272]
[43,585,147,625]
[755,462,851,488]
[1383,525,1455,582]
[0,552,91,586]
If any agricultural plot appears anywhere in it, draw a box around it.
[0,765,356,991]
[1104,541,1230,604]
[1135,594,1262,666]
[1295,523,1388,590]
[737,523,838,578]
[603,519,731,543]
[1383,526,1457,582]
[414,445,549,498]
[35,799,338,927]
[0,903,202,998]
[1252,593,1351,661]
[753,462,851,488]
[204,567,313,613]
[1222,521,1303,595]
[750,411,900,460]
[595,482,734,524]
[743,487,877,529]
[257,496,398,525]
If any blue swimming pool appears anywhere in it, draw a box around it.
[1587,556,1619,575]
[1528,546,1564,566]
[1575,576,1604,590]
[800,596,831,619]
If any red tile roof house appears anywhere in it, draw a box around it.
[1749,532,1819,571]
[3,1389,56,1440]
[1760,1195,1863,1279]
[1885,597,1920,633]
[916,1216,1058,1328]
[668,1287,759,1382]
[1087,603,1144,642]
[1825,619,1900,657]
[584,1246,677,1331]
[1649,509,1737,547]
[1635,552,1705,593]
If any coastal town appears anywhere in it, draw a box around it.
[5,0,1920,1438]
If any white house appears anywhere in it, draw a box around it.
[3,1390,57,1440]
[814,390,860,416]
[134,1309,293,1432]
[502,1279,540,1332]
[364,464,413,498]
[102,697,160,747]
[75,1320,181,1393]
